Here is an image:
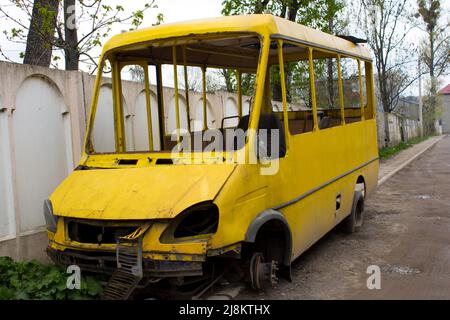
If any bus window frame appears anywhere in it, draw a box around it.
[364,61,376,120]
[275,39,290,155]
[339,56,376,121]
[118,61,154,152]
[269,39,319,133]
[310,48,343,129]
[270,34,376,132]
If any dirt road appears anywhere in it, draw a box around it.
[237,136,450,300]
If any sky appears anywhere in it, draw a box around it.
[0,0,448,92]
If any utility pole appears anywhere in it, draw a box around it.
[418,57,423,137]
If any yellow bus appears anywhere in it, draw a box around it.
[44,14,378,298]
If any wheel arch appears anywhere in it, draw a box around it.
[356,174,366,196]
[244,209,292,266]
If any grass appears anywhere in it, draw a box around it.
[379,135,432,160]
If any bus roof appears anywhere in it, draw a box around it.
[103,14,372,60]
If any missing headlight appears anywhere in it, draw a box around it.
[162,203,219,241]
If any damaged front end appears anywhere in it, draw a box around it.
[45,201,239,299]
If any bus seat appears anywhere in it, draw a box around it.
[287,119,305,135]
[345,117,361,124]
[319,116,330,129]
[235,114,286,157]
[330,118,342,127]
[258,113,286,158]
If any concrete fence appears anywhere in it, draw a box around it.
[376,112,421,148]
[0,61,421,261]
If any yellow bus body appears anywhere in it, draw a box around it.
[46,15,378,279]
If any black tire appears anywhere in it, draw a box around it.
[341,190,364,233]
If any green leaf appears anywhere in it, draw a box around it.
[67,290,84,300]
[85,276,103,296]
[15,290,29,300]
[0,286,14,300]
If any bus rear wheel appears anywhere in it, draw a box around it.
[342,190,365,233]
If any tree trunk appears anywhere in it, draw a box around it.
[23,0,60,67]
[279,0,287,18]
[376,64,392,146]
[272,67,283,102]
[64,0,79,70]
[255,0,270,14]
[287,0,300,22]
[384,112,391,147]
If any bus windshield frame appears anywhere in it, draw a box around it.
[84,32,267,161]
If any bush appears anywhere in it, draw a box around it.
[0,256,103,300]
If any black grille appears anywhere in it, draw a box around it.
[67,221,137,244]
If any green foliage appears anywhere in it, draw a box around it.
[289,61,312,105]
[153,13,165,26]
[222,0,279,15]
[36,3,58,36]
[220,69,237,92]
[241,73,257,96]
[0,256,103,300]
[221,0,345,31]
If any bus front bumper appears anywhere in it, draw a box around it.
[47,247,204,278]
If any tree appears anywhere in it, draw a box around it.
[221,0,275,16]
[221,0,336,27]
[357,0,419,145]
[415,0,450,134]
[128,65,145,83]
[219,69,237,92]
[23,0,60,67]
[1,1,162,71]
[222,0,347,100]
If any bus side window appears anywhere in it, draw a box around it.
[312,51,342,129]
[363,62,374,119]
[271,43,314,136]
[340,57,363,123]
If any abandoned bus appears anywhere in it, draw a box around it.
[44,14,378,298]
